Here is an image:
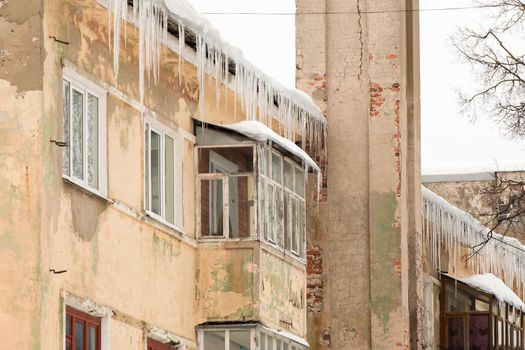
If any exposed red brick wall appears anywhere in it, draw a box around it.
[307,244,324,313]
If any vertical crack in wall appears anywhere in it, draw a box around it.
[356,0,364,81]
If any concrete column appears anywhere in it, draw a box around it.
[296,0,421,349]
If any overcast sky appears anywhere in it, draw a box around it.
[189,0,525,175]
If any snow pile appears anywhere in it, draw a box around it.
[105,0,326,153]
[460,273,525,311]
[422,186,525,295]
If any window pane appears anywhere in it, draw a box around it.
[272,153,281,183]
[88,325,97,350]
[275,189,283,247]
[201,179,223,236]
[469,314,489,349]
[261,333,266,350]
[63,80,70,176]
[298,202,305,258]
[295,168,304,197]
[145,124,150,210]
[72,89,84,180]
[235,176,255,238]
[261,180,268,241]
[268,185,274,241]
[283,343,288,350]
[292,199,298,253]
[66,315,72,335]
[75,320,84,350]
[150,131,161,215]
[284,161,293,190]
[87,94,99,189]
[66,340,72,350]
[203,331,225,350]
[230,330,251,350]
[165,135,175,225]
[284,193,291,251]
[447,317,465,350]
[276,340,282,350]
[446,285,473,312]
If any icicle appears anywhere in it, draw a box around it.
[422,186,525,292]
[178,23,185,85]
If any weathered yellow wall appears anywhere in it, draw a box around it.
[259,247,307,336]
[196,243,256,322]
[0,0,308,348]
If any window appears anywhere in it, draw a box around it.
[442,277,525,350]
[198,146,256,239]
[260,147,306,259]
[62,69,107,196]
[259,331,306,350]
[65,306,101,350]
[144,119,183,228]
[198,326,306,350]
[195,126,308,259]
[148,338,178,350]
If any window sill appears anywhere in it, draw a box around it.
[144,211,193,244]
[261,241,307,266]
[63,176,110,202]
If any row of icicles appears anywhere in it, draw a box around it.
[105,0,327,165]
[422,186,525,297]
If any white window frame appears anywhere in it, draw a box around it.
[62,67,108,197]
[197,326,307,350]
[144,117,184,231]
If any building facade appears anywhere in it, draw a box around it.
[0,0,326,349]
[296,0,525,350]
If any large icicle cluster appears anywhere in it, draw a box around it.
[105,0,327,155]
[422,186,525,296]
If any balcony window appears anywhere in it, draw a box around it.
[441,275,524,350]
[198,146,256,239]
[196,124,309,259]
[197,326,307,350]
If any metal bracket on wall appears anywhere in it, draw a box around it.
[50,139,69,147]
[49,36,70,45]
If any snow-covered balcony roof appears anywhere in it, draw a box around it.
[105,0,326,152]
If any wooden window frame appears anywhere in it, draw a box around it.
[440,276,525,350]
[66,306,101,350]
[259,145,307,260]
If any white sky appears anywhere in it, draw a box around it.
[189,0,525,175]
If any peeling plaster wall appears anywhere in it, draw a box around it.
[0,1,45,349]
[1,0,309,348]
[0,0,306,350]
[196,244,256,322]
[296,0,422,349]
[259,248,307,337]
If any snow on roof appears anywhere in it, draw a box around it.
[214,121,320,171]
[459,273,525,311]
[162,0,323,120]
[106,0,326,152]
